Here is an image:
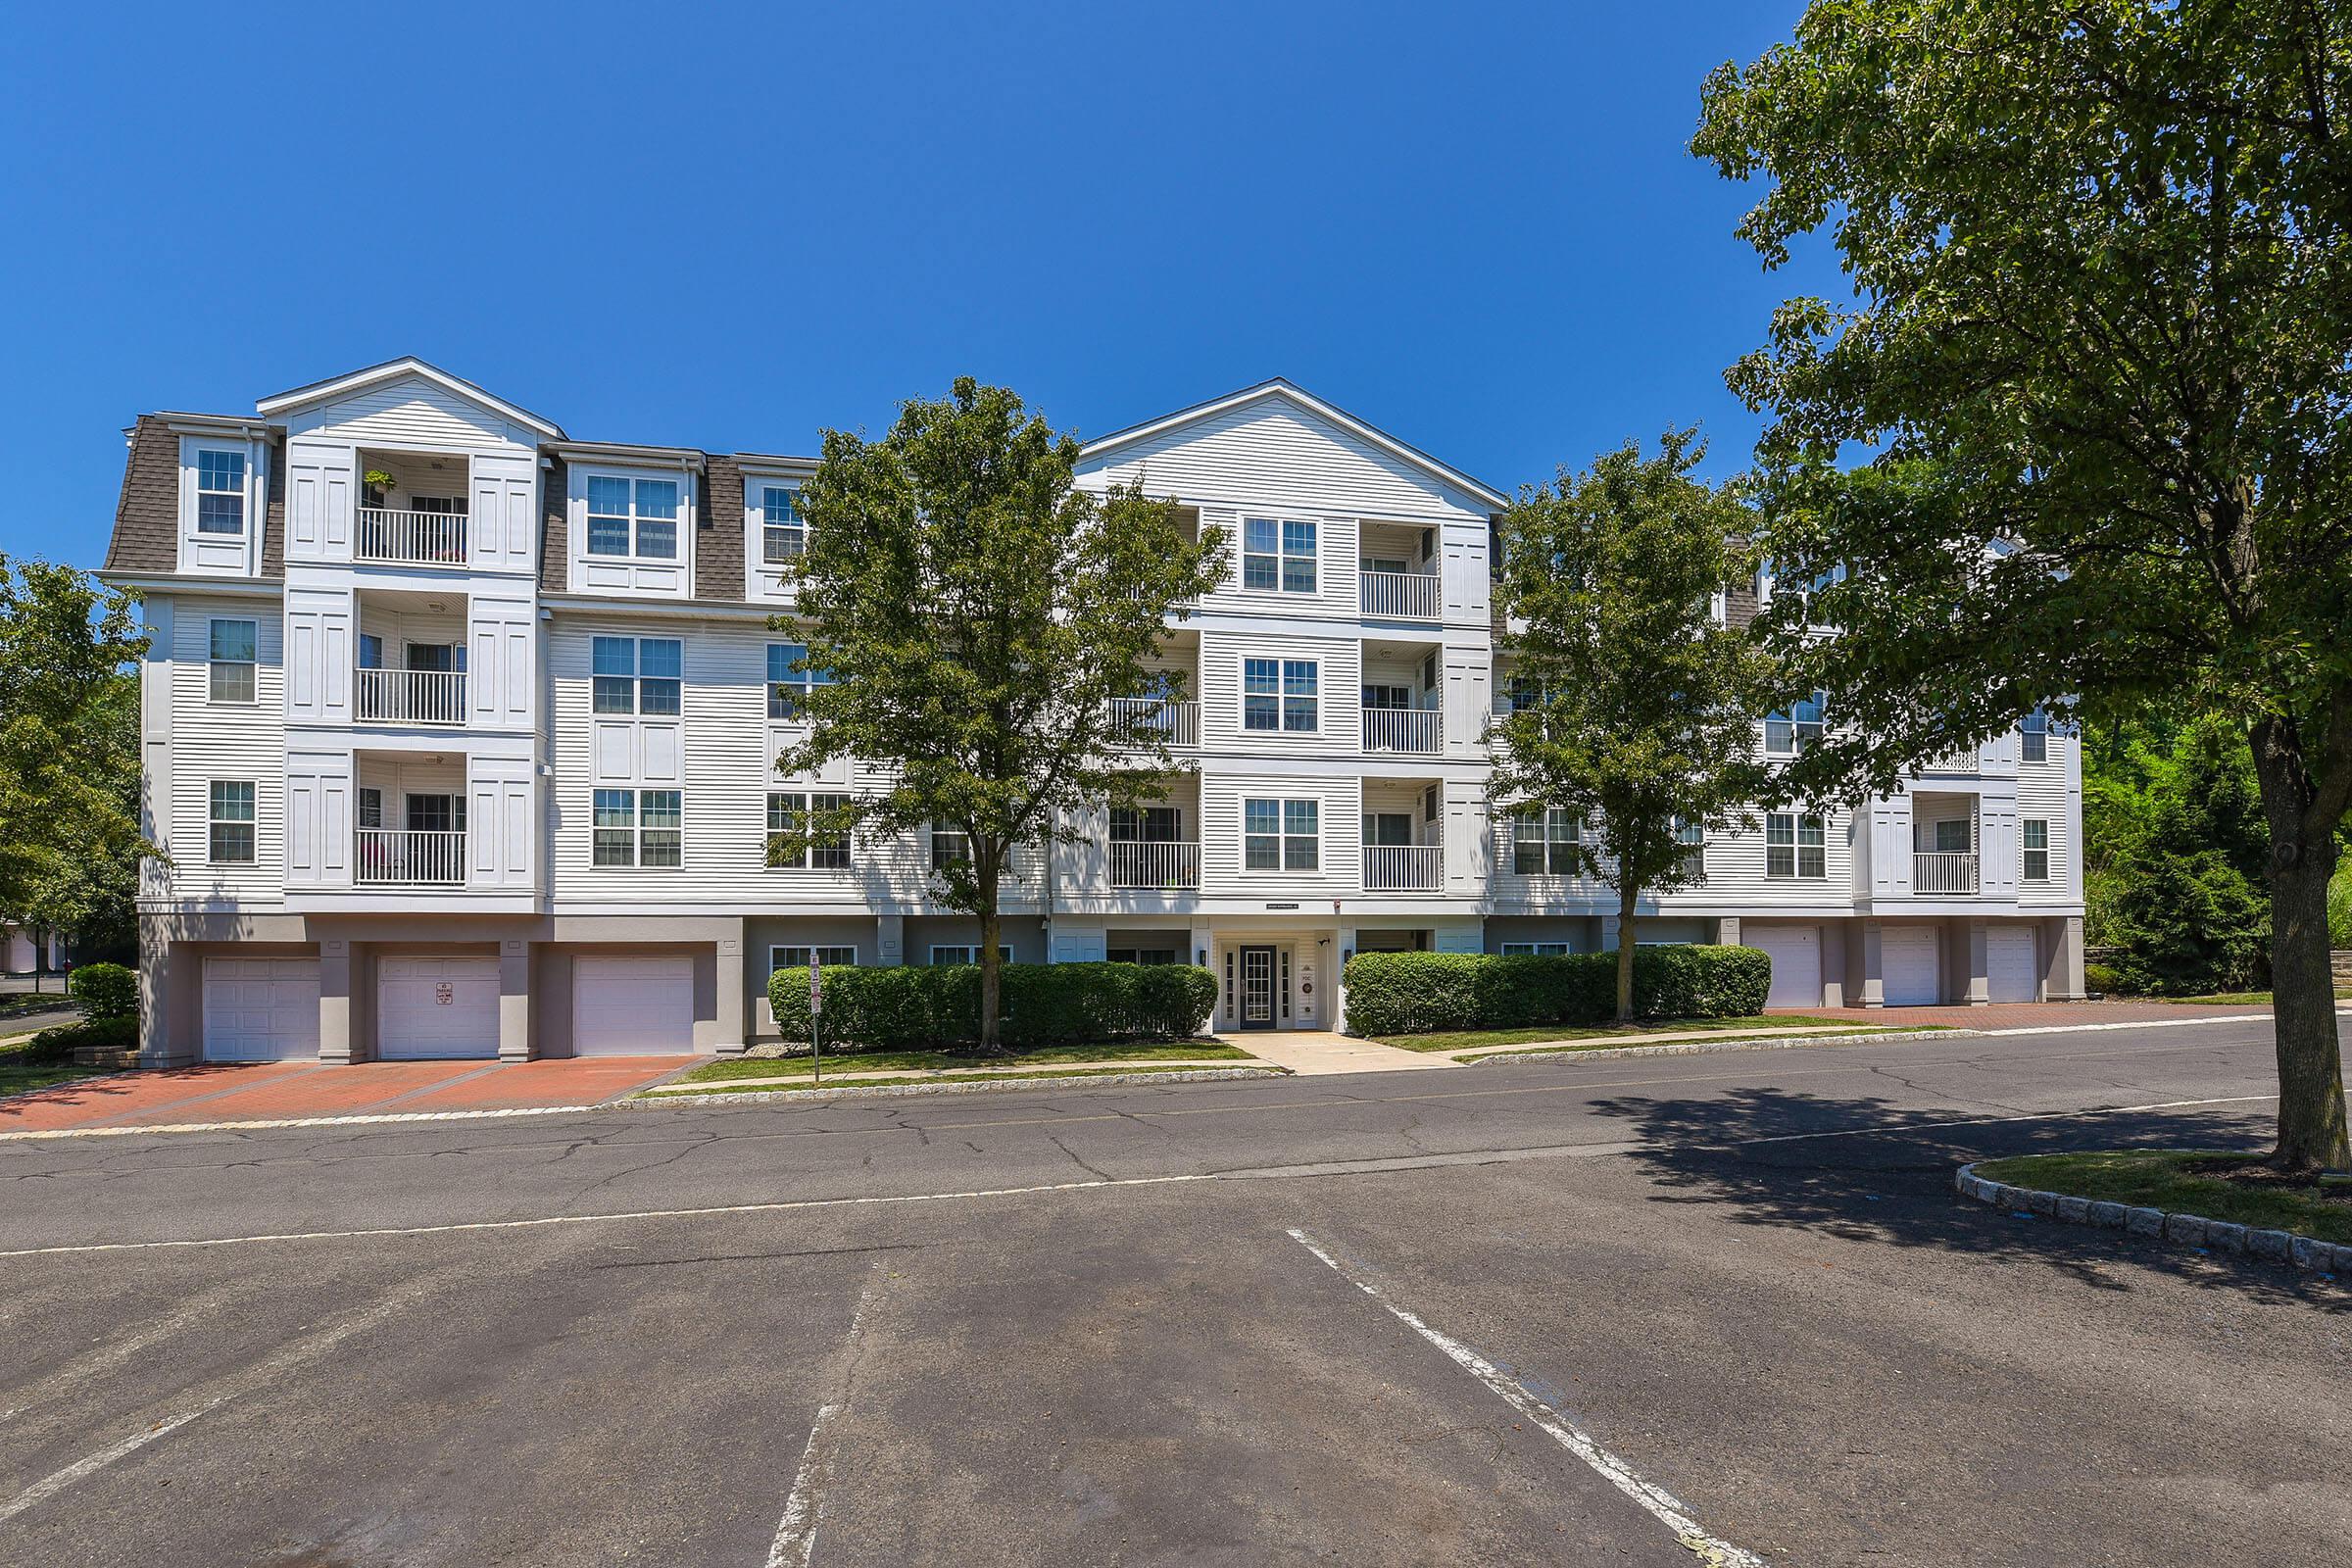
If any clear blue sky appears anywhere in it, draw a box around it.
[2,1,1835,568]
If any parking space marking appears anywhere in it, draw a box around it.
[766,1266,883,1567]
[1286,1227,1766,1568]
[0,1406,210,1526]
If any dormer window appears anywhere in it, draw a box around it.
[586,475,679,560]
[760,486,805,563]
[196,451,246,534]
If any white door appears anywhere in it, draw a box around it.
[1882,926,1941,1006]
[1987,927,2039,1004]
[203,956,321,1061]
[378,956,500,1059]
[1746,926,1822,1008]
[572,956,696,1055]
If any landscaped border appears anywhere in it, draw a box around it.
[623,1064,1287,1108]
[1954,1162,2352,1277]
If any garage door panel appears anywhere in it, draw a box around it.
[203,956,321,1062]
[1883,927,1940,1006]
[573,956,695,1055]
[1745,927,1822,1008]
[379,956,500,1059]
[1987,928,2039,1004]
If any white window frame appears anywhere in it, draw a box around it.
[930,945,1012,966]
[759,485,805,564]
[583,473,682,561]
[770,945,857,974]
[194,449,248,535]
[1500,942,1572,956]
[591,636,683,716]
[1243,657,1319,734]
[1766,812,1827,879]
[1243,797,1318,872]
[766,642,829,720]
[2021,708,2049,764]
[208,779,256,864]
[208,617,258,705]
[931,822,973,871]
[1765,692,1826,756]
[1240,515,1317,595]
[592,788,683,868]
[2022,818,2051,882]
[1510,807,1581,876]
[766,791,852,869]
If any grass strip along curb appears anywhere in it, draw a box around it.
[1955,1160,2352,1278]
[1465,1026,1964,1065]
[624,1064,1288,1107]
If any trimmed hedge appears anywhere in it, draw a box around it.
[69,962,137,1021]
[21,1014,137,1065]
[1342,944,1773,1037]
[768,961,1217,1051]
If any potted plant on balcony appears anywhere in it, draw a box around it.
[362,469,397,511]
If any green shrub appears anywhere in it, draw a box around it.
[1342,943,1771,1037]
[767,961,1216,1051]
[2106,850,2270,996]
[22,1014,137,1065]
[2082,961,2128,996]
[2329,863,2351,949]
[68,962,137,1021]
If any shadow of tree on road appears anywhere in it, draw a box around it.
[1580,1086,2346,1306]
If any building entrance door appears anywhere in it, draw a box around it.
[1239,946,1278,1030]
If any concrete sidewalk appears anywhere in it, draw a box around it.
[1232,1031,1458,1074]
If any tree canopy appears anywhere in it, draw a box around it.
[776,378,1229,1050]
[1489,431,1776,1020]
[1694,0,2352,1166]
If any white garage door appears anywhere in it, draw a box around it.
[378,956,500,1059]
[1745,926,1822,1008]
[572,956,696,1055]
[203,956,321,1062]
[1882,927,1941,1006]
[1987,927,2040,1004]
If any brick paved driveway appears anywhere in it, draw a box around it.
[1771,999,2279,1029]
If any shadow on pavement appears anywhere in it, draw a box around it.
[1582,1086,2347,1307]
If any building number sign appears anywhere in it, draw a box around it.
[435,982,454,1005]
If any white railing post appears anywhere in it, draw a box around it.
[1362,845,1443,892]
[1913,851,1980,894]
[1361,709,1442,755]
[355,828,467,887]
[1108,841,1201,890]
[356,508,469,566]
[355,668,468,726]
[1108,698,1199,750]
[1358,570,1443,620]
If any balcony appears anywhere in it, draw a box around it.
[1109,698,1200,750]
[357,667,468,726]
[1915,851,1980,895]
[356,508,468,566]
[1362,709,1442,755]
[356,828,466,887]
[1363,844,1444,892]
[1359,570,1442,620]
[1108,841,1201,891]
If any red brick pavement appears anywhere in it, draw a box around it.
[1770,1000,2276,1030]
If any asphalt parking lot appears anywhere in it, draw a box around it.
[3,1017,2346,1566]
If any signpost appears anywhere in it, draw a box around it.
[808,951,824,1088]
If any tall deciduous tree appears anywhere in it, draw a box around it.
[0,560,149,984]
[775,379,1229,1051]
[1694,2,2352,1168]
[1490,432,1775,1021]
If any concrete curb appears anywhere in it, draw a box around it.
[1466,1028,1972,1065]
[618,1065,1290,1108]
[1954,1162,2351,1278]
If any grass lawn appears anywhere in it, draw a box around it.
[1973,1150,2352,1246]
[668,1038,1249,1086]
[0,1043,115,1098]
[646,1060,1269,1097]
[2144,988,2352,1006]
[1373,1014,1926,1054]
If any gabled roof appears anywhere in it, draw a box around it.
[255,356,566,440]
[1081,377,1508,512]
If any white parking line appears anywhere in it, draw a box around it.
[0,1407,210,1526]
[766,1266,883,1566]
[1287,1228,1766,1568]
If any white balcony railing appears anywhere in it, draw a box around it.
[1108,841,1201,890]
[1918,746,1981,773]
[356,668,468,726]
[1362,709,1443,755]
[356,508,468,566]
[1914,851,1981,894]
[1363,844,1444,892]
[1109,698,1200,750]
[1359,570,1443,619]
[356,829,466,887]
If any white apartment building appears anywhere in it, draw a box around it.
[102,360,2085,1065]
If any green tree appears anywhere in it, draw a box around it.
[1695,3,2352,1169]
[0,560,149,987]
[1489,432,1776,1021]
[774,379,1229,1052]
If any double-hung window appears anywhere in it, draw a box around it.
[931,945,1011,966]
[592,637,682,715]
[1506,676,1543,714]
[2021,708,2049,763]
[1500,942,1571,956]
[195,450,246,534]
[585,475,680,560]
[931,822,972,870]
[1110,806,1180,843]
[1241,517,1316,594]
[772,945,857,974]
[760,485,805,563]
[208,619,257,704]
[1511,807,1581,875]
[1243,798,1318,871]
[1674,815,1706,875]
[592,788,682,867]
[1765,693,1825,756]
[766,642,828,719]
[767,792,852,868]
[1766,812,1826,878]
[1243,659,1318,732]
[208,780,255,863]
[2022,819,2051,882]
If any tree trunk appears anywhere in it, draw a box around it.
[1615,884,1639,1023]
[976,859,1004,1056]
[2248,723,2351,1172]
